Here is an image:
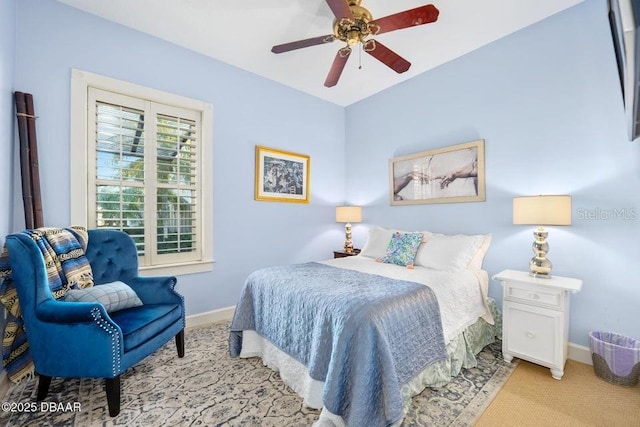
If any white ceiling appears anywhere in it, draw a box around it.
[57,0,585,106]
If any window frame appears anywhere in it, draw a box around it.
[71,69,214,276]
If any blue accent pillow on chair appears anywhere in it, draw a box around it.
[64,281,143,313]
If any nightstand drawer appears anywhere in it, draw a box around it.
[505,282,563,309]
[504,301,561,366]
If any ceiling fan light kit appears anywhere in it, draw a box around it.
[271,0,439,87]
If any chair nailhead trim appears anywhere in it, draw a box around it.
[170,278,186,328]
[91,307,121,376]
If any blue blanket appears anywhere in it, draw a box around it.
[229,262,446,426]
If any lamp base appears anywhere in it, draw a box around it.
[529,226,552,279]
[343,222,354,253]
[528,269,552,279]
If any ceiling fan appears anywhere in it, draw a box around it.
[271,0,440,87]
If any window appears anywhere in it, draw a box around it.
[71,70,213,275]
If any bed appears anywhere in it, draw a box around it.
[229,228,498,427]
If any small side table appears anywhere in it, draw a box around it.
[333,249,361,259]
[493,269,582,380]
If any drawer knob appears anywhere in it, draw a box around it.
[526,331,536,339]
[528,293,540,300]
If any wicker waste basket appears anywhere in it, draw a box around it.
[589,331,640,386]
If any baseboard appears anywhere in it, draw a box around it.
[185,305,235,329]
[568,342,592,365]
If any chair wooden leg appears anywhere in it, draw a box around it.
[36,375,52,401]
[105,376,121,417]
[175,329,185,358]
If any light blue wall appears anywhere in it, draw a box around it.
[345,0,640,347]
[1,0,15,242]
[0,0,16,345]
[13,0,346,315]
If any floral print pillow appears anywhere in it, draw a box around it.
[379,232,423,267]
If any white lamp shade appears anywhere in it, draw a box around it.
[335,206,362,223]
[513,195,572,226]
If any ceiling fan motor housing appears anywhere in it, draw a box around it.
[333,1,374,46]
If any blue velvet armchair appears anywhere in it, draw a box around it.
[5,229,185,417]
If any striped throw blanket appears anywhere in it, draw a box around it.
[0,227,94,383]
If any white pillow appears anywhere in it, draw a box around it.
[414,233,487,271]
[360,227,431,260]
[64,281,143,313]
[359,227,394,259]
[467,234,492,270]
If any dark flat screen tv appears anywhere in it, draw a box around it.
[609,0,640,141]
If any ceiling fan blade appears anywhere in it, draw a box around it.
[369,4,439,36]
[324,47,352,87]
[272,34,335,54]
[325,0,353,21]
[362,39,411,74]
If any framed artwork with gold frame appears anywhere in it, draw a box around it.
[255,145,310,203]
[390,139,485,205]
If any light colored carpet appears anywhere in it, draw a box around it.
[476,358,640,426]
[0,322,516,426]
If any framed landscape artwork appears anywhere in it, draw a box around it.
[390,139,486,205]
[255,145,310,203]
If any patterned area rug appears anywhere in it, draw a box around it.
[0,322,516,426]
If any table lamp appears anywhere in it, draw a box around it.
[335,206,362,253]
[513,195,571,278]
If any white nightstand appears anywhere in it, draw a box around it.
[492,270,583,380]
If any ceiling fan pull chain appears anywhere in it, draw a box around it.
[359,43,362,70]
